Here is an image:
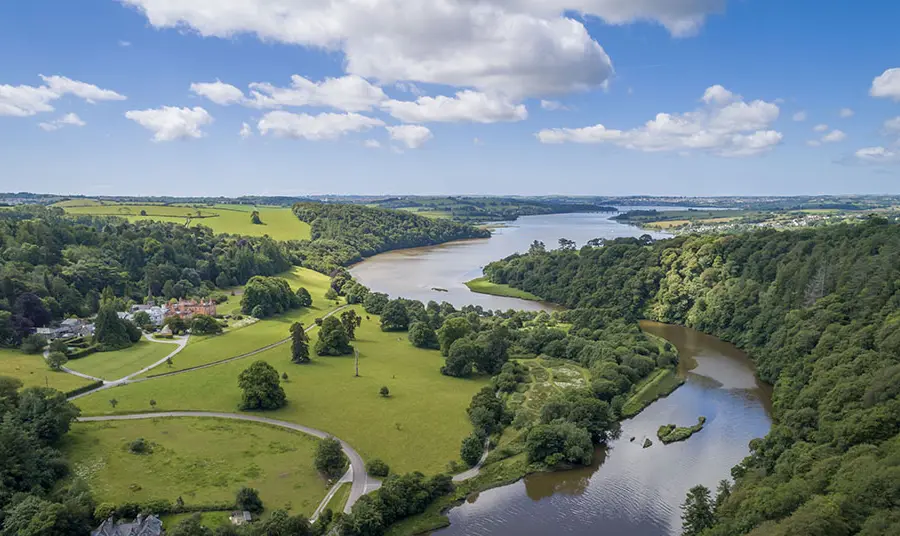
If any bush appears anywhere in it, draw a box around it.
[367,459,390,478]
[128,437,152,454]
[48,338,70,356]
[20,333,47,354]
[94,502,116,521]
[236,487,264,514]
[47,351,68,371]
[380,386,390,397]
[190,314,222,335]
[460,434,484,467]
[315,437,347,479]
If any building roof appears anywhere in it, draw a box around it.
[91,515,163,536]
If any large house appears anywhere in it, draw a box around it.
[120,304,167,326]
[35,318,94,340]
[167,299,216,319]
[91,514,163,536]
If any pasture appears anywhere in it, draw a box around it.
[0,348,93,392]
[67,340,175,381]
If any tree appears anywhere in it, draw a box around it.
[325,288,339,301]
[46,351,67,371]
[250,210,263,225]
[237,361,287,411]
[0,495,72,536]
[14,292,51,328]
[408,322,439,349]
[149,399,157,409]
[129,437,151,454]
[380,300,409,331]
[16,387,80,444]
[441,337,479,378]
[681,485,715,536]
[367,459,390,478]
[295,287,312,307]
[164,315,187,335]
[315,437,347,479]
[525,422,593,467]
[48,338,69,356]
[558,238,576,250]
[236,487,264,514]
[290,322,310,364]
[20,333,47,354]
[0,376,23,415]
[93,304,135,350]
[341,310,362,339]
[241,276,300,318]
[109,398,118,409]
[437,317,471,356]
[363,292,389,314]
[315,316,352,356]
[460,434,483,467]
[191,314,222,335]
[380,386,390,397]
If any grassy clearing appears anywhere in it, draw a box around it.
[0,348,92,392]
[621,368,684,418]
[76,306,488,475]
[63,418,328,516]
[465,277,543,301]
[160,512,230,531]
[140,267,336,376]
[67,340,175,381]
[59,202,311,241]
[324,482,351,514]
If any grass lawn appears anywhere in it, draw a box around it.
[63,418,328,516]
[324,482,351,514]
[621,368,684,418]
[0,348,93,393]
[465,277,543,301]
[141,267,338,376]
[76,306,488,475]
[160,512,230,531]
[67,340,176,381]
[59,202,311,241]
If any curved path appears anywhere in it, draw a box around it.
[452,439,490,482]
[77,411,381,517]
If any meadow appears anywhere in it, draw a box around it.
[0,348,93,392]
[67,340,176,381]
[465,277,543,301]
[63,418,328,516]
[77,306,488,475]
[141,267,337,376]
[58,201,311,241]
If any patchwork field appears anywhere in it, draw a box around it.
[58,201,311,241]
[63,418,328,516]
[67,340,177,381]
[140,267,336,376]
[0,348,93,392]
[77,306,488,475]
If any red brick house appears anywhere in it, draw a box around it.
[167,299,217,319]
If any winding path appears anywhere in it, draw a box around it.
[77,412,380,517]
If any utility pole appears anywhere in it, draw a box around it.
[354,347,359,377]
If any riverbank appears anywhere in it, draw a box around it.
[464,277,544,301]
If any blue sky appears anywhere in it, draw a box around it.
[1,0,899,197]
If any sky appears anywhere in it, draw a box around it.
[1,0,899,197]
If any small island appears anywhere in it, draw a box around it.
[656,416,707,444]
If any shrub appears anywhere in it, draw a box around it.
[236,487,264,514]
[20,333,47,354]
[380,386,390,397]
[47,351,68,371]
[460,434,484,467]
[94,502,116,521]
[367,459,390,478]
[315,437,347,479]
[128,437,152,454]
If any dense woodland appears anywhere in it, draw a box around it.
[484,220,900,535]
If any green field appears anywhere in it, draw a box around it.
[59,202,311,241]
[465,277,543,301]
[77,306,488,475]
[621,368,684,418]
[324,482,351,514]
[160,512,230,531]
[0,348,93,392]
[141,267,337,376]
[67,340,176,381]
[63,418,328,516]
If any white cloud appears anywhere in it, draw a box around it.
[363,139,381,149]
[248,75,387,112]
[38,113,86,131]
[541,100,566,111]
[813,124,829,132]
[191,80,246,105]
[883,116,900,132]
[855,146,898,164]
[792,111,807,122]
[821,129,846,143]
[871,68,900,100]
[119,0,630,98]
[39,75,126,103]
[125,106,213,141]
[806,140,821,147]
[0,75,124,117]
[839,108,854,118]
[239,122,253,139]
[387,125,433,149]
[257,111,383,140]
[119,40,132,47]
[382,91,527,123]
[536,85,782,157]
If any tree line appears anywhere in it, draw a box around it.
[483,219,900,535]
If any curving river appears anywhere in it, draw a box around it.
[351,212,773,536]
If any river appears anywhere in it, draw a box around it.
[350,212,773,536]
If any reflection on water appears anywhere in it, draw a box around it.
[435,323,772,536]
[350,212,670,311]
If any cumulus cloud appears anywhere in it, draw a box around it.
[813,124,829,132]
[0,75,124,117]
[870,68,900,100]
[792,111,807,122]
[883,116,900,132]
[855,146,899,164]
[387,125,433,148]
[239,122,253,139]
[839,108,854,118]
[382,91,527,123]
[257,111,383,140]
[248,75,387,112]
[191,80,246,105]
[125,106,213,141]
[38,113,86,131]
[363,139,381,149]
[536,85,782,157]
[541,100,566,111]
[821,129,847,143]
